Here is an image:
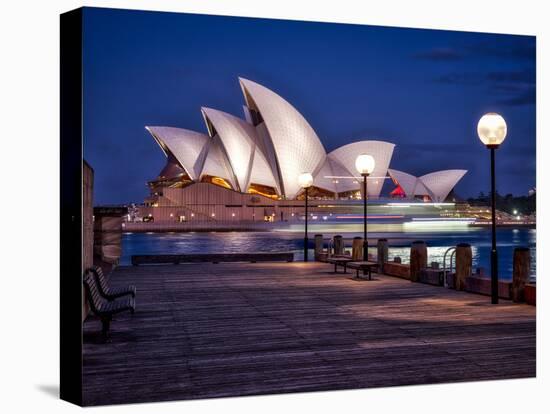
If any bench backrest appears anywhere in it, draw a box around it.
[83,272,105,314]
[90,266,109,296]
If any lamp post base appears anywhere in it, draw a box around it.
[491,249,498,304]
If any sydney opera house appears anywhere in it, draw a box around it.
[138,78,467,223]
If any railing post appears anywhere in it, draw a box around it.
[410,241,427,282]
[455,243,472,291]
[512,247,531,302]
[352,237,363,260]
[333,235,344,256]
[314,234,324,261]
[377,238,388,272]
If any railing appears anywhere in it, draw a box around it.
[326,238,334,257]
[442,247,456,287]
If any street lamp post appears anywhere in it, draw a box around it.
[477,112,507,304]
[298,172,314,262]
[355,154,376,261]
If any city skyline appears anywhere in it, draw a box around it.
[82,7,536,204]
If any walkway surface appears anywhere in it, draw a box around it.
[82,262,536,406]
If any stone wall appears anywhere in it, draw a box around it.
[93,207,127,265]
[82,161,94,318]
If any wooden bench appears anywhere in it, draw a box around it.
[131,252,294,266]
[347,261,379,280]
[88,266,136,300]
[83,273,135,338]
[326,256,354,273]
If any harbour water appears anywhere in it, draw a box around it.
[120,222,536,280]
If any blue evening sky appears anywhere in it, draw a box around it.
[82,7,536,205]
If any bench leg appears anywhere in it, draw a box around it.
[101,317,112,340]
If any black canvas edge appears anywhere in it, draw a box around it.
[60,7,83,406]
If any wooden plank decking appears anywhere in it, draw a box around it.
[82,262,536,406]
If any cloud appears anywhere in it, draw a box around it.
[487,70,535,84]
[497,87,536,106]
[434,73,483,85]
[432,68,535,106]
[466,40,536,62]
[412,47,465,61]
[413,37,535,64]
[487,70,535,106]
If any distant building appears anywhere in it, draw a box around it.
[139,78,467,222]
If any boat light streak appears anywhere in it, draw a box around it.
[387,202,455,207]
[335,215,404,219]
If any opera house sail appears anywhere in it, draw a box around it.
[140,78,467,223]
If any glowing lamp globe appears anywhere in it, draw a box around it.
[298,172,314,189]
[477,113,507,148]
[355,154,375,176]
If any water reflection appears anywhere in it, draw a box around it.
[121,226,536,280]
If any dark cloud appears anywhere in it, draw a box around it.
[433,68,535,106]
[497,87,536,106]
[488,70,535,106]
[413,37,535,64]
[434,72,483,85]
[466,40,536,62]
[412,47,465,61]
[487,70,535,84]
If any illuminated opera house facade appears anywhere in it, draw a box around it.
[138,78,467,223]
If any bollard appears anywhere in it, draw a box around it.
[333,235,344,256]
[512,247,531,302]
[455,243,472,291]
[352,237,363,260]
[377,238,388,272]
[314,234,324,261]
[410,241,427,282]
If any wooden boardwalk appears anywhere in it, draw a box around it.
[82,262,536,406]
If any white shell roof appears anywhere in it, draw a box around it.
[239,77,326,199]
[328,141,395,197]
[248,147,280,191]
[147,79,467,201]
[419,170,467,202]
[313,158,338,194]
[146,126,209,180]
[387,169,418,197]
[200,135,238,189]
[201,107,257,192]
[413,180,432,198]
